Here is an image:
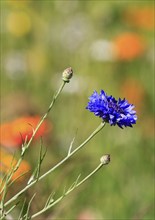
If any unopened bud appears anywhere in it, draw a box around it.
[62,67,73,83]
[100,154,110,165]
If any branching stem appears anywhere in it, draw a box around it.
[4,121,105,207]
[32,162,105,219]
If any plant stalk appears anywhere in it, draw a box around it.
[32,162,105,219]
[4,121,105,207]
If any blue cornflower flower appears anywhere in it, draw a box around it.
[86,90,137,128]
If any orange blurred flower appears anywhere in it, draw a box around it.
[0,149,31,182]
[120,78,145,114]
[113,33,145,61]
[124,7,154,30]
[0,116,51,148]
[141,116,155,138]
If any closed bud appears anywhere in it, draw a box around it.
[62,67,73,83]
[100,154,110,165]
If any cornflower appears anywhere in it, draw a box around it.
[86,90,137,128]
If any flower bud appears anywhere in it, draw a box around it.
[100,154,110,165]
[62,67,73,82]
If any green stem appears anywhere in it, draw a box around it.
[3,81,66,209]
[31,162,104,219]
[4,122,105,207]
[39,121,105,181]
[1,81,66,196]
[25,81,66,151]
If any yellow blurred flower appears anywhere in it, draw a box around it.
[27,48,47,74]
[6,0,29,7]
[6,11,32,37]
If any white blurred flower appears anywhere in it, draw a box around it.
[147,47,155,64]
[4,52,27,79]
[52,74,87,94]
[48,14,91,52]
[90,39,115,61]
[54,0,79,14]
[60,14,91,52]
[63,75,86,94]
[4,214,14,220]
[77,209,102,220]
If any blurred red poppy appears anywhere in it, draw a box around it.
[0,116,51,148]
[113,33,145,61]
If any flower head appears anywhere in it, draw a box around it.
[86,90,137,128]
[62,67,73,83]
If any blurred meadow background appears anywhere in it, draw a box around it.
[0,1,154,219]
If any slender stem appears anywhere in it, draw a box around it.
[1,81,66,195]
[4,122,105,207]
[3,81,66,209]
[25,81,66,150]
[31,162,104,219]
[39,121,105,180]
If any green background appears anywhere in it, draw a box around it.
[1,1,154,219]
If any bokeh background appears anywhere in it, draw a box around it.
[0,1,154,219]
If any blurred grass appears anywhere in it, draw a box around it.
[1,1,154,219]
